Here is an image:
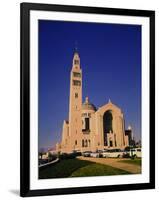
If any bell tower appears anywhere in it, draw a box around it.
[69,50,82,150]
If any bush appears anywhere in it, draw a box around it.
[74,152,82,156]
[59,153,77,160]
[131,154,137,159]
[122,153,130,158]
[124,146,131,151]
[68,153,77,159]
[99,153,103,158]
[48,153,57,161]
[59,153,68,160]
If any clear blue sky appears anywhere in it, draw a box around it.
[38,20,141,150]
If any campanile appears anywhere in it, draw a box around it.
[69,50,82,149]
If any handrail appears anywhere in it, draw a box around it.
[39,158,59,168]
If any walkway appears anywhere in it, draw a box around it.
[78,157,141,174]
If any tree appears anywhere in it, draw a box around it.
[39,148,45,159]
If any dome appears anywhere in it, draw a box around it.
[82,97,97,111]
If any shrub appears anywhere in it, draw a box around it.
[48,153,57,161]
[99,153,103,158]
[131,154,137,159]
[122,153,130,158]
[124,146,131,151]
[74,152,82,156]
[59,153,77,160]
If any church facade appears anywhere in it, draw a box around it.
[56,51,129,153]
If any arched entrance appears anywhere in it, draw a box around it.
[103,110,113,146]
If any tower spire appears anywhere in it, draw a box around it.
[108,98,112,103]
[85,96,89,103]
[72,44,80,69]
[75,41,78,53]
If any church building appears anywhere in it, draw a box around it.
[56,51,130,153]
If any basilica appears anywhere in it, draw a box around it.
[56,51,131,153]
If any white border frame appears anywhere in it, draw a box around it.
[30,10,150,190]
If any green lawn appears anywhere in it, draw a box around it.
[118,158,141,166]
[39,158,130,179]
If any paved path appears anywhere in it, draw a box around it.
[77,157,141,174]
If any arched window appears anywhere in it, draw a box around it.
[85,140,88,147]
[74,59,79,65]
[75,140,77,145]
[103,110,113,133]
[103,110,113,146]
[75,93,78,98]
[85,118,90,130]
[82,139,84,147]
[88,139,91,147]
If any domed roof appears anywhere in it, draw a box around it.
[82,97,97,111]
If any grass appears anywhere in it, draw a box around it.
[70,163,130,177]
[39,158,131,179]
[118,158,141,166]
